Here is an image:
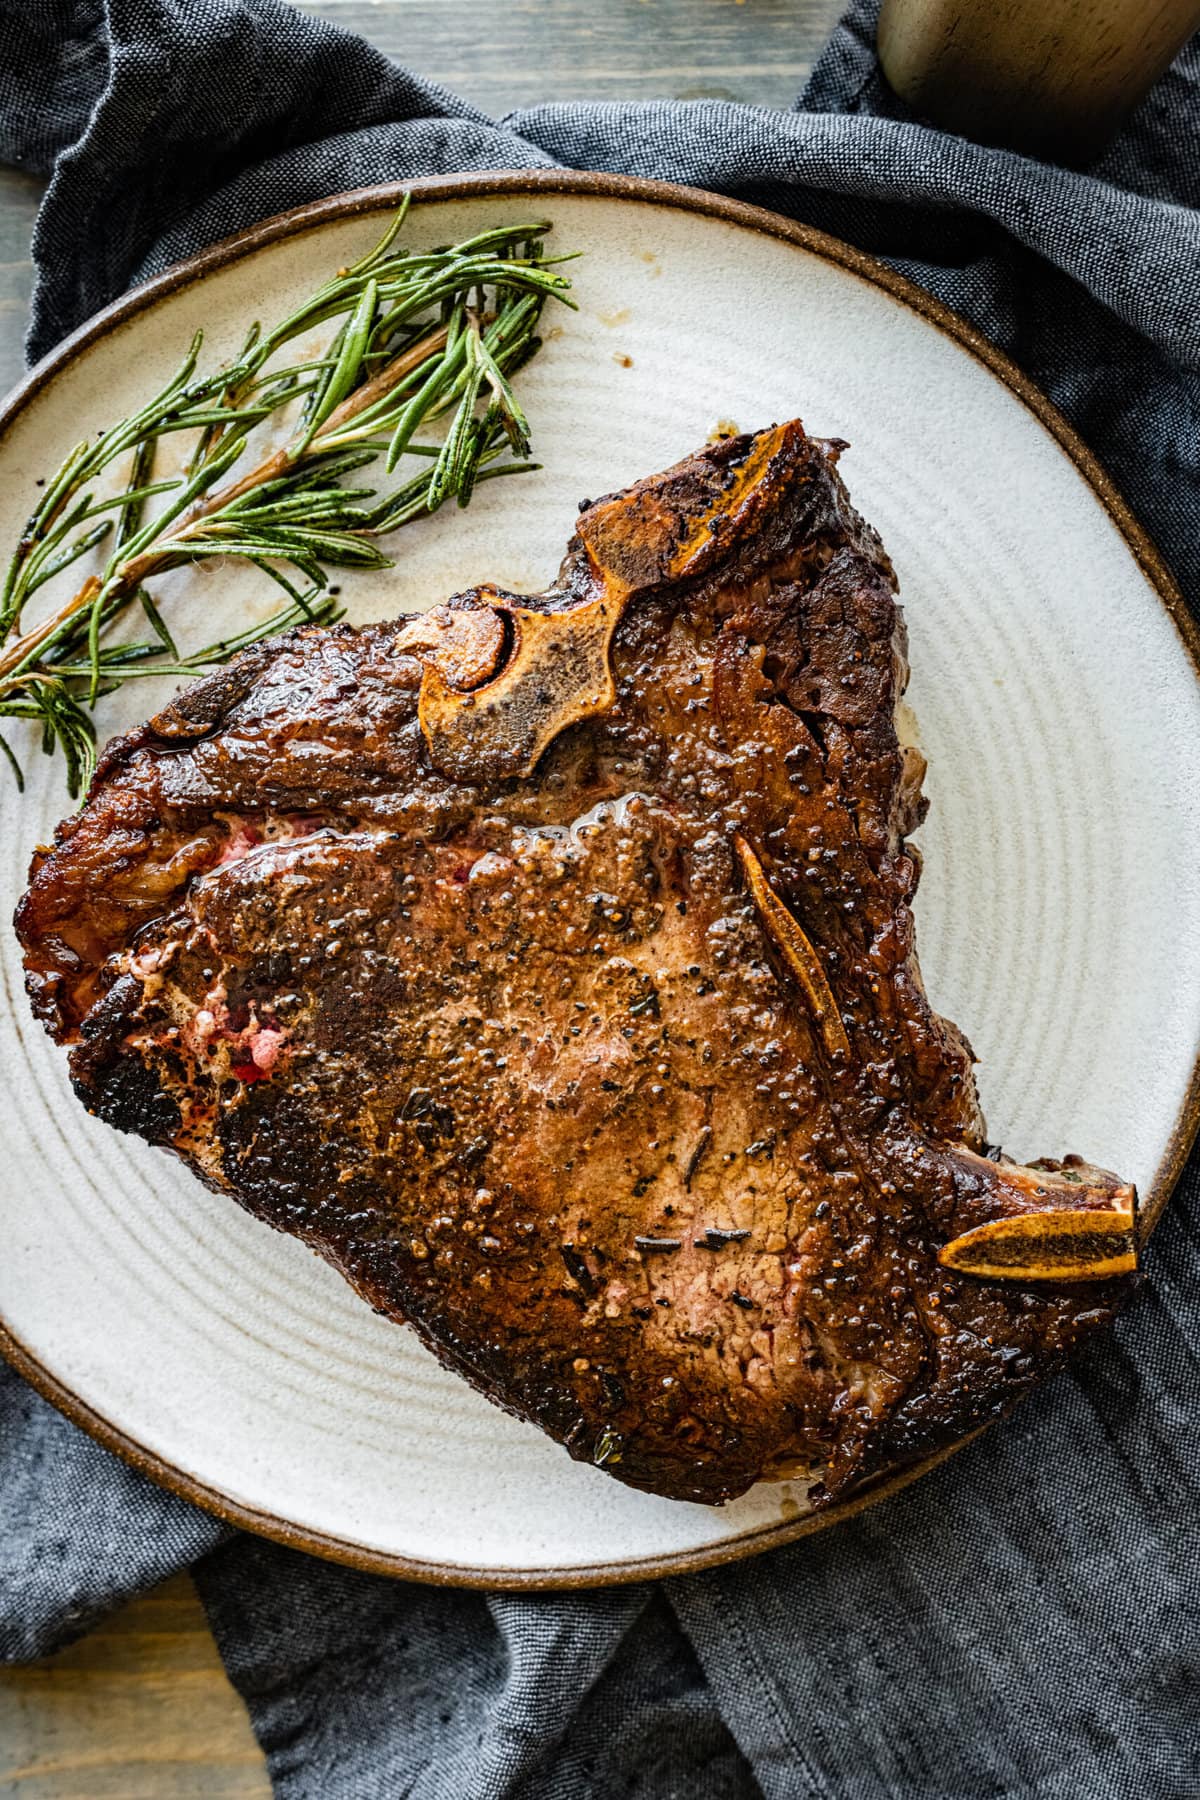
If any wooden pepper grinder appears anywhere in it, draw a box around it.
[878,0,1200,164]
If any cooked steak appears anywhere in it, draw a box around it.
[16,422,1138,1506]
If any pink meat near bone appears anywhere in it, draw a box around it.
[15,421,1137,1505]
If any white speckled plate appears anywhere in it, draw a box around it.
[1,174,1198,1587]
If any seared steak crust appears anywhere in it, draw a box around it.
[17,423,1136,1505]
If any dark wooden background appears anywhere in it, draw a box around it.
[0,1,843,1792]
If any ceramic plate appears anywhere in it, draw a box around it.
[1,174,1198,1587]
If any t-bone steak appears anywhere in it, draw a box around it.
[17,421,1139,1506]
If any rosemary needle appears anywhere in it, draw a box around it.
[0,197,575,795]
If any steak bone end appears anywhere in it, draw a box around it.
[15,418,1141,1507]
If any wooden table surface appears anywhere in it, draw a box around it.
[0,2,843,1793]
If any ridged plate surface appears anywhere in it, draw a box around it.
[1,177,1198,1585]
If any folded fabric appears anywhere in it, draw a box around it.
[1,3,1197,1796]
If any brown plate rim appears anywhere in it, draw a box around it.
[1,169,1197,1590]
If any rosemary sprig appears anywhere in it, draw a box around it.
[0,197,575,794]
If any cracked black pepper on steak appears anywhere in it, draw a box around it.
[16,422,1137,1506]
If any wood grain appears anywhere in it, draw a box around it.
[0,1575,269,1800]
[294,0,841,110]
[0,169,42,397]
[0,2,844,1794]
[0,0,843,398]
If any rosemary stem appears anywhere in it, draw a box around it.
[179,322,450,528]
[0,324,452,684]
[0,576,103,681]
[0,199,572,795]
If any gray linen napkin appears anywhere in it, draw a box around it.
[1,3,1198,1795]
